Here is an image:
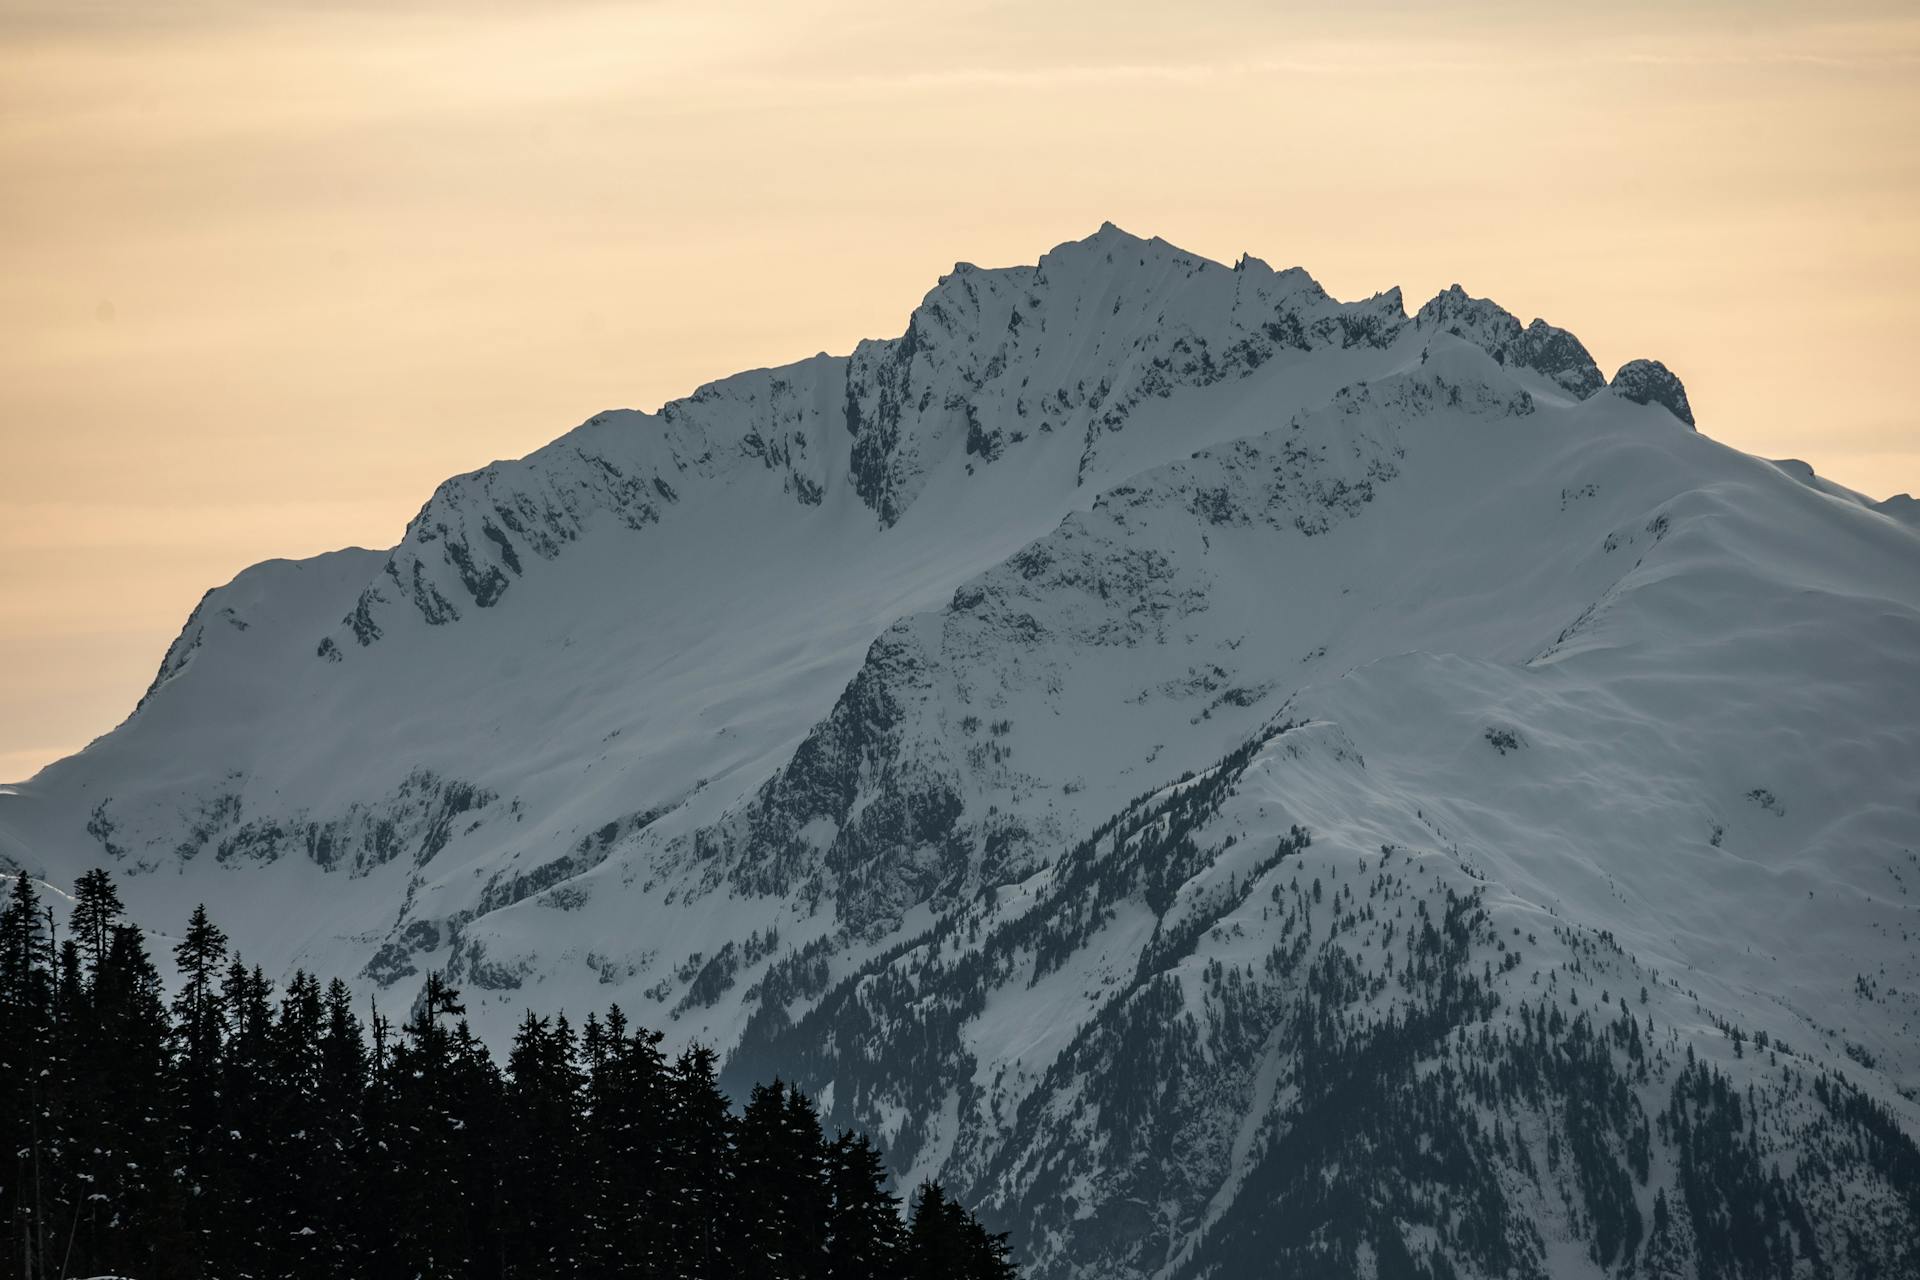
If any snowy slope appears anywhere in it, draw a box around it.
[5,225,1918,1278]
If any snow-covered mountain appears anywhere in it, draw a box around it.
[5,224,1918,1278]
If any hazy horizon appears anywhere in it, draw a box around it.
[4,0,1917,782]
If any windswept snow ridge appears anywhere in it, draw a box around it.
[5,225,1918,1278]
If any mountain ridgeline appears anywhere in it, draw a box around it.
[3,225,1918,1278]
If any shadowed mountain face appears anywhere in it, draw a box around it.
[6,226,1918,1278]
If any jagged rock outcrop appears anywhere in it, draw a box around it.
[1609,356,1695,427]
[1415,283,1606,398]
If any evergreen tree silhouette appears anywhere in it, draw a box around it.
[665,1043,736,1277]
[2,875,56,1280]
[68,867,123,978]
[0,891,1027,1280]
[826,1132,906,1280]
[502,1009,585,1277]
[92,922,175,1277]
[386,970,490,1280]
[214,958,276,1277]
[311,976,369,1273]
[783,1087,833,1279]
[168,900,229,1269]
[585,1004,670,1278]
[907,1181,1016,1280]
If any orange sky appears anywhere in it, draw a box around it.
[3,0,1917,782]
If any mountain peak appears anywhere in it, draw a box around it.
[7,223,1920,1280]
[1033,220,1218,279]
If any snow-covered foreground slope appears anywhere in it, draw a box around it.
[5,226,1918,1277]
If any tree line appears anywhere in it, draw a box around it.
[0,870,1016,1280]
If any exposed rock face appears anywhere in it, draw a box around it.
[842,225,1412,526]
[6,225,1919,1280]
[1415,283,1606,398]
[1609,356,1696,427]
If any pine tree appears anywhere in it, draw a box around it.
[735,1079,799,1279]
[664,1044,736,1278]
[906,1181,1015,1280]
[311,976,368,1273]
[2,872,56,1280]
[502,1009,585,1277]
[213,959,277,1277]
[168,903,229,1270]
[780,1085,832,1280]
[826,1133,906,1280]
[44,938,85,1279]
[170,904,228,1043]
[906,1182,963,1280]
[577,1009,613,1272]
[0,872,54,1018]
[68,868,124,978]
[358,995,409,1280]
[384,970,494,1280]
[448,1016,506,1272]
[86,923,175,1278]
[582,1004,664,1277]
[268,970,336,1278]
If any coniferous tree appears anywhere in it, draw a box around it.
[358,996,409,1280]
[270,969,335,1279]
[85,922,175,1278]
[382,970,503,1280]
[44,938,84,1279]
[780,1085,833,1280]
[0,873,55,1018]
[2,872,56,1280]
[68,867,124,978]
[215,958,277,1277]
[448,1015,506,1274]
[581,1005,670,1278]
[310,976,369,1273]
[906,1182,1016,1280]
[665,1044,736,1278]
[736,1079,801,1279]
[501,1009,585,1278]
[906,1181,962,1280]
[1,891,1025,1280]
[169,901,229,1269]
[826,1133,907,1280]
[577,1009,613,1272]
